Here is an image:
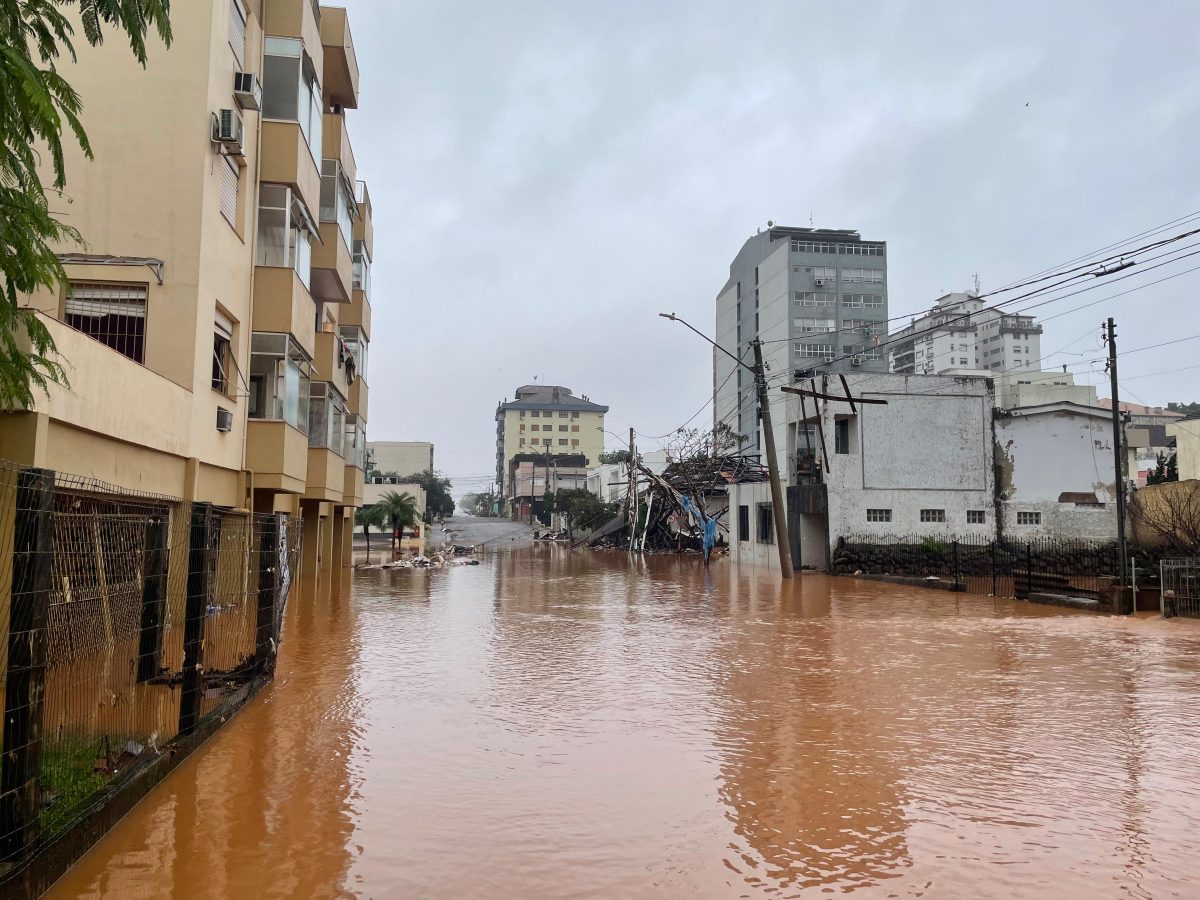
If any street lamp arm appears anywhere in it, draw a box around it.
[659,312,755,372]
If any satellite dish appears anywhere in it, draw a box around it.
[767,220,775,228]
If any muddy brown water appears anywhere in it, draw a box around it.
[47,546,1200,899]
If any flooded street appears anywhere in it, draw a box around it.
[48,537,1200,899]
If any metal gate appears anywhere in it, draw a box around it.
[1160,559,1200,618]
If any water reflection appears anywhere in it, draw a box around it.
[47,547,1200,899]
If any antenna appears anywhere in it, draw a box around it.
[809,210,814,227]
[972,273,981,295]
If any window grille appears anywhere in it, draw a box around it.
[866,508,892,522]
[919,509,946,523]
[65,282,147,363]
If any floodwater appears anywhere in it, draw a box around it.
[48,544,1200,899]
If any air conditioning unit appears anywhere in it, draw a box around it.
[814,278,826,286]
[823,355,836,364]
[213,109,245,156]
[851,356,862,367]
[233,72,262,111]
[216,407,234,432]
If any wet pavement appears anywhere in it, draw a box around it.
[47,541,1200,899]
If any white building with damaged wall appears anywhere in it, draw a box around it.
[728,376,1119,573]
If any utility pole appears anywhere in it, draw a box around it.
[1104,318,1129,604]
[626,427,636,547]
[753,340,793,578]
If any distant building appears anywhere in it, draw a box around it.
[1168,417,1200,481]
[363,478,428,556]
[714,226,889,458]
[495,385,608,514]
[508,453,589,524]
[993,371,1098,410]
[1096,399,1186,427]
[587,450,669,504]
[368,441,434,477]
[889,292,1043,375]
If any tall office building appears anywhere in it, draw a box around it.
[714,226,888,455]
[889,292,1043,375]
[6,1,376,590]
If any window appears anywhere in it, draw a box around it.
[212,311,235,394]
[255,185,315,289]
[841,268,884,284]
[559,412,569,418]
[571,411,579,419]
[530,410,540,417]
[795,291,836,307]
[756,503,774,544]
[558,425,568,432]
[811,266,837,278]
[320,160,356,248]
[738,505,750,542]
[543,438,552,446]
[841,293,884,308]
[220,155,240,227]
[519,438,526,446]
[352,239,371,297]
[571,439,579,447]
[967,510,987,524]
[519,424,525,432]
[228,0,247,67]
[866,508,892,522]
[339,325,368,381]
[558,439,568,446]
[835,418,850,454]
[530,424,539,432]
[920,509,946,523]
[571,425,579,432]
[795,343,835,358]
[249,333,311,433]
[64,281,147,363]
[308,382,347,455]
[1016,511,1041,526]
[795,317,836,333]
[262,37,322,160]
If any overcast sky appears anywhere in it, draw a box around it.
[346,0,1200,499]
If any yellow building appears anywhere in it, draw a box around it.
[494,385,607,516]
[4,0,374,591]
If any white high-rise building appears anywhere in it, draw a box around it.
[889,292,1043,375]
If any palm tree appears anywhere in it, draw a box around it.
[355,503,387,562]
[378,490,419,554]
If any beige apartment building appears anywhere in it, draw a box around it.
[494,385,607,516]
[2,0,375,593]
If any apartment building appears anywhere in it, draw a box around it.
[495,385,607,514]
[714,226,888,457]
[367,441,435,478]
[889,292,1043,375]
[4,1,375,594]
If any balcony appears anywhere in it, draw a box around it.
[311,221,353,302]
[246,421,309,494]
[342,463,365,507]
[348,374,368,422]
[322,114,356,188]
[319,6,359,109]
[260,121,322,226]
[305,447,345,501]
[342,288,371,340]
[263,0,324,84]
[313,329,351,399]
[252,266,317,359]
[354,181,373,259]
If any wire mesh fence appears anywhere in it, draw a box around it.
[1160,559,1200,618]
[0,461,301,879]
[832,533,1123,601]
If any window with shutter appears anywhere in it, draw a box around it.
[220,155,240,226]
[229,0,247,67]
[65,282,148,362]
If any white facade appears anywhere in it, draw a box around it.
[994,403,1118,540]
[993,371,1098,410]
[730,373,997,571]
[1168,418,1200,482]
[586,450,670,504]
[890,292,1043,376]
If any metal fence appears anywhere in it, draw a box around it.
[833,534,1122,601]
[1160,559,1200,618]
[0,461,301,888]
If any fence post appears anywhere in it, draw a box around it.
[0,467,55,861]
[255,515,280,677]
[1025,542,1032,597]
[952,540,961,588]
[136,513,170,683]
[990,541,997,596]
[179,503,212,737]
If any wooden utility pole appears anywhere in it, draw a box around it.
[626,427,636,546]
[753,341,793,578]
[1105,318,1129,598]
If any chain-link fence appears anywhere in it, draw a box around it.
[0,461,301,890]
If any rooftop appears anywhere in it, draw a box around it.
[498,384,608,413]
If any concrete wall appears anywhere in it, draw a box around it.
[728,482,782,572]
[994,406,1117,540]
[1169,419,1200,482]
[369,441,434,477]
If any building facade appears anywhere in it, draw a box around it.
[5,1,375,594]
[495,385,607,512]
[367,441,434,478]
[714,226,888,458]
[889,292,1043,375]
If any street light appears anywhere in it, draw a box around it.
[659,312,793,579]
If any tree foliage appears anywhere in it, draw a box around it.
[1146,451,1178,485]
[398,469,455,519]
[1130,482,1200,554]
[1167,401,1200,417]
[551,487,617,536]
[376,490,419,551]
[355,502,386,559]
[0,0,173,408]
[460,491,495,517]
[597,449,629,465]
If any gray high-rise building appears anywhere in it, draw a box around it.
[714,226,888,456]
